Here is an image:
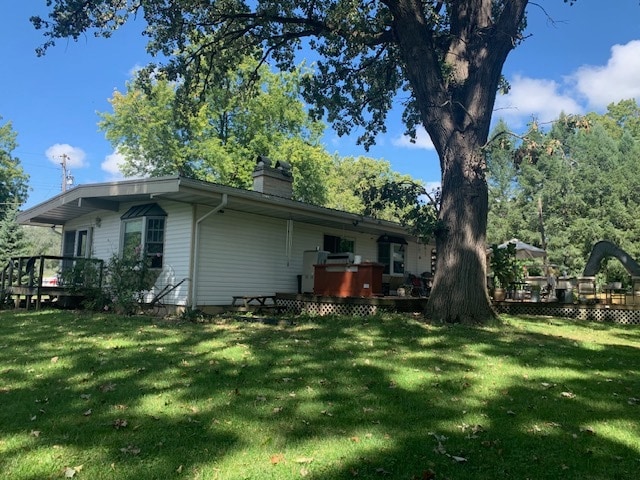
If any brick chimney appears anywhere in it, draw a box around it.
[252,155,293,199]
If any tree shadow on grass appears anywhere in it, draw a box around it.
[0,310,638,479]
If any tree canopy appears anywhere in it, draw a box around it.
[33,0,545,323]
[0,116,29,213]
[100,59,334,205]
[487,100,640,285]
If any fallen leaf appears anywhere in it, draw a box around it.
[83,409,92,416]
[270,453,284,465]
[561,391,576,399]
[375,467,390,475]
[30,430,41,437]
[273,407,283,414]
[450,455,467,463]
[100,383,116,393]
[113,419,128,429]
[300,467,310,477]
[120,445,140,455]
[176,465,183,473]
[350,436,360,443]
[51,356,59,363]
[63,465,83,478]
[295,457,314,464]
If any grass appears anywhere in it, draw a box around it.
[0,310,639,480]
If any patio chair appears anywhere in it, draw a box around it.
[577,277,597,303]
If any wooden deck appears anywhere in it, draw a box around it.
[1,255,104,309]
[274,293,640,324]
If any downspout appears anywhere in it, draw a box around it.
[190,193,228,309]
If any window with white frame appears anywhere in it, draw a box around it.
[62,228,92,258]
[120,204,166,268]
[377,235,406,275]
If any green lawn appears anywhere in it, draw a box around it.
[0,310,638,479]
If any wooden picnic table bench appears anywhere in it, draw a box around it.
[231,295,287,314]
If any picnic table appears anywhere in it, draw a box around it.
[231,295,286,314]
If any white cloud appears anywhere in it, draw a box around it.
[572,40,640,110]
[101,150,148,181]
[101,151,126,179]
[45,144,87,168]
[392,126,436,150]
[493,75,583,127]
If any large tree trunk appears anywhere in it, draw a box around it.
[386,1,528,323]
[426,131,496,323]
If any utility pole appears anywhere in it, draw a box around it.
[60,154,74,192]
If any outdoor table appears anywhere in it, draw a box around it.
[231,295,285,314]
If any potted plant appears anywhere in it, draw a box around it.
[490,243,518,302]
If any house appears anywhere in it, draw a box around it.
[17,158,435,313]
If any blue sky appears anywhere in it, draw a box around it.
[2,1,640,209]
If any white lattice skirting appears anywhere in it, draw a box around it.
[495,303,640,325]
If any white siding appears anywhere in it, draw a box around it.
[194,209,427,306]
[154,202,193,305]
[62,199,432,307]
[196,210,297,304]
[405,242,434,277]
[62,201,194,306]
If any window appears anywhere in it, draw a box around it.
[62,228,92,258]
[76,230,89,257]
[377,235,407,276]
[121,204,166,268]
[323,234,354,254]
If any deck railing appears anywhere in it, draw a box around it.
[1,256,105,309]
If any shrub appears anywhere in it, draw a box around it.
[104,250,159,315]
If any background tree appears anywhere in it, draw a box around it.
[32,0,539,323]
[100,59,334,204]
[325,155,417,220]
[0,116,29,214]
[486,101,640,283]
[22,226,62,257]
[486,119,525,246]
[0,202,28,268]
[0,116,30,268]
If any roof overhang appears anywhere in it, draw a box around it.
[18,176,415,240]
